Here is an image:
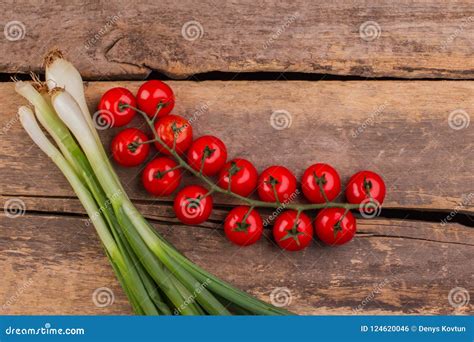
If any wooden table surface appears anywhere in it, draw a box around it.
[0,1,473,315]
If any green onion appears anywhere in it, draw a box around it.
[16,51,293,315]
[18,106,158,315]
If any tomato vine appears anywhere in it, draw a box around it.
[102,81,386,251]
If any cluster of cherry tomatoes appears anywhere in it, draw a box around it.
[98,80,386,252]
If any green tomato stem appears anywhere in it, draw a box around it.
[124,104,361,212]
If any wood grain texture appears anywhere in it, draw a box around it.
[1,81,472,213]
[1,212,473,315]
[0,80,473,315]
[1,1,473,79]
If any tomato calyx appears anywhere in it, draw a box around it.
[171,121,184,136]
[228,161,241,176]
[154,165,180,179]
[313,172,330,203]
[202,145,216,159]
[150,100,168,119]
[157,100,169,109]
[187,191,213,204]
[280,227,304,246]
[233,206,254,233]
[116,101,128,113]
[333,220,343,238]
[225,161,242,191]
[362,176,379,214]
[279,214,304,246]
[152,101,167,121]
[118,101,140,114]
[265,176,281,204]
[332,210,349,238]
[183,195,202,210]
[234,221,251,233]
[224,206,263,246]
[314,172,327,186]
[363,176,373,196]
[127,139,141,153]
[199,145,216,172]
[170,121,189,150]
[151,103,164,120]
[266,175,279,186]
[154,171,165,179]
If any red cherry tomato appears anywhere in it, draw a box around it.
[257,166,297,203]
[301,163,341,203]
[272,210,313,251]
[142,157,182,196]
[154,114,193,155]
[224,206,263,246]
[97,87,136,127]
[111,128,150,167]
[173,185,213,225]
[217,159,258,197]
[136,80,175,118]
[345,171,386,206]
[187,135,227,176]
[314,208,356,246]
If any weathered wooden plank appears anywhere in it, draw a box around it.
[0,81,472,212]
[1,213,472,315]
[2,195,474,245]
[0,213,131,315]
[1,1,473,79]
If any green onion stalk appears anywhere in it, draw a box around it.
[15,50,291,316]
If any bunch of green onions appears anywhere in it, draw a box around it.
[15,50,291,315]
